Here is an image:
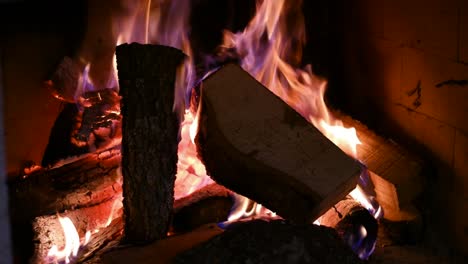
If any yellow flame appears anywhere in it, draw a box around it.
[47,217,81,264]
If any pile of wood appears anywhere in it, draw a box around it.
[9,44,426,263]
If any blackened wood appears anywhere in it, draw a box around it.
[41,103,89,167]
[175,220,363,264]
[116,43,185,243]
[172,184,233,233]
[195,64,361,224]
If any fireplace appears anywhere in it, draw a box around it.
[1,0,467,263]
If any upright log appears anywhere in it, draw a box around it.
[196,64,362,224]
[116,43,185,243]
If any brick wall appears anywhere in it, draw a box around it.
[335,0,468,255]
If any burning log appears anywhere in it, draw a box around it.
[8,146,122,262]
[116,43,185,243]
[10,146,122,222]
[195,64,362,224]
[174,220,363,263]
[320,197,378,259]
[31,198,123,264]
[336,113,425,221]
[172,183,233,233]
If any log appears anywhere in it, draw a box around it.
[172,183,233,233]
[8,146,122,263]
[9,146,122,223]
[320,197,378,260]
[91,223,224,264]
[174,220,363,264]
[195,64,362,224]
[32,198,123,264]
[335,113,425,221]
[116,43,185,243]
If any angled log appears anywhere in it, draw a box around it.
[116,43,185,243]
[195,64,362,224]
[335,112,425,221]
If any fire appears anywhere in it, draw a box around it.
[46,217,81,264]
[46,196,123,263]
[45,0,383,260]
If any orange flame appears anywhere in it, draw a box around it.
[46,196,123,263]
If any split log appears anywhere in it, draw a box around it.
[195,64,362,224]
[172,183,233,233]
[175,220,363,264]
[116,43,185,243]
[335,113,425,221]
[320,197,378,259]
[44,56,82,103]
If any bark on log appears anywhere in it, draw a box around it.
[195,64,362,224]
[175,220,363,264]
[116,43,185,243]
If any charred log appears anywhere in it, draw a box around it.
[116,43,185,243]
[195,64,361,224]
[175,220,363,264]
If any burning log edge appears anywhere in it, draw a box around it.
[116,43,185,244]
[8,146,122,262]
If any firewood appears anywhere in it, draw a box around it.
[174,220,363,264]
[172,183,233,233]
[8,146,122,263]
[32,200,123,264]
[9,146,122,223]
[195,64,362,224]
[116,43,185,243]
[335,113,425,221]
[320,197,378,260]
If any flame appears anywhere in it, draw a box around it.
[46,196,123,263]
[46,217,81,264]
